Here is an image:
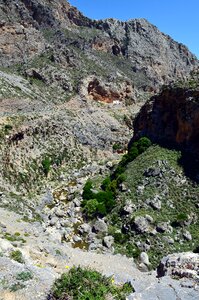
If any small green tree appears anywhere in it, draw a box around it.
[137,137,152,153]
[83,199,99,217]
[101,177,111,191]
[42,157,51,176]
[127,146,139,161]
[82,180,94,200]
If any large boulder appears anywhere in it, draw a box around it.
[157,252,199,279]
[92,219,108,233]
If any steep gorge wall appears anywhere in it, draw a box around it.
[133,79,199,157]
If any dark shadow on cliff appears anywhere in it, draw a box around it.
[129,136,199,183]
[178,151,199,183]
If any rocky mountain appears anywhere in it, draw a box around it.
[0,0,198,103]
[0,1,199,299]
[0,0,198,196]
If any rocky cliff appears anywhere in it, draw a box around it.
[0,2,199,299]
[0,0,198,104]
[133,70,199,158]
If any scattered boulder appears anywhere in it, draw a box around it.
[156,222,173,233]
[73,235,82,243]
[183,230,192,241]
[79,223,91,235]
[92,219,108,233]
[133,216,153,234]
[162,236,174,244]
[54,208,65,218]
[140,252,150,266]
[49,217,59,226]
[144,167,161,177]
[149,195,162,210]
[103,236,114,249]
[123,201,135,215]
[120,183,128,192]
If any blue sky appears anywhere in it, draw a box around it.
[69,0,199,58]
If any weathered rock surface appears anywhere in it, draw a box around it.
[133,71,199,160]
[0,207,198,300]
[93,219,108,233]
[157,252,199,279]
[0,0,198,103]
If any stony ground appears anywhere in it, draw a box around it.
[0,207,198,300]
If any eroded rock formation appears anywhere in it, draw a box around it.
[133,72,199,158]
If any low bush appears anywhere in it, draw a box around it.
[10,250,24,263]
[82,137,152,219]
[16,271,33,281]
[83,199,99,217]
[82,190,115,217]
[49,266,134,300]
[82,180,94,200]
[41,157,51,176]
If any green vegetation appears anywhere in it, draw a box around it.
[10,250,24,263]
[16,271,33,281]
[50,266,133,300]
[112,142,123,152]
[9,283,26,292]
[4,232,26,243]
[82,181,115,217]
[81,137,152,219]
[41,157,51,176]
[105,145,199,267]
[80,140,199,268]
[113,137,152,179]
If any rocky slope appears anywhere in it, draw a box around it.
[0,207,198,300]
[0,1,199,299]
[0,0,198,198]
[0,0,198,104]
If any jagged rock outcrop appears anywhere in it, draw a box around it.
[133,70,199,158]
[0,0,198,102]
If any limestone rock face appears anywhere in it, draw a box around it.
[133,72,199,159]
[0,0,198,99]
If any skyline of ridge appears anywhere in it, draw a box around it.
[69,0,199,59]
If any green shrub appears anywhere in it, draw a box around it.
[83,199,99,217]
[16,271,33,281]
[112,143,122,151]
[4,124,13,133]
[97,202,107,216]
[109,180,118,194]
[176,212,188,222]
[137,137,152,153]
[82,180,94,200]
[113,232,129,244]
[41,157,51,176]
[95,191,114,209]
[113,164,126,179]
[125,243,141,258]
[10,250,24,263]
[172,212,189,227]
[10,283,26,292]
[101,176,111,191]
[127,146,139,161]
[82,190,115,217]
[50,266,134,300]
[117,174,127,184]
